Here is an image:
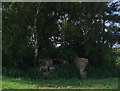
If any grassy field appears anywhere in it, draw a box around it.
[2,76,118,89]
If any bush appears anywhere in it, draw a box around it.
[57,47,78,60]
[85,43,117,69]
[2,60,119,80]
[48,63,79,79]
[2,63,79,80]
[2,67,24,78]
[87,64,119,79]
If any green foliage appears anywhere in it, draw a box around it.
[85,43,117,69]
[87,65,119,79]
[2,66,119,89]
[2,3,35,68]
[116,57,120,66]
[2,63,79,80]
[2,2,119,78]
[2,67,24,78]
[114,48,120,66]
[48,63,79,79]
[57,47,77,59]
[2,67,43,80]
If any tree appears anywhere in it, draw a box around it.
[2,2,119,69]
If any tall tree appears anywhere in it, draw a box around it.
[2,2,119,69]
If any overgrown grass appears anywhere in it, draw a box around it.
[2,76,118,89]
[2,63,119,89]
[2,48,120,89]
[2,63,119,80]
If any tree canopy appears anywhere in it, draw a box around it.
[2,2,120,69]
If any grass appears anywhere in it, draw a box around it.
[2,48,120,89]
[2,76,118,89]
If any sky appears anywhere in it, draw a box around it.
[112,43,120,48]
